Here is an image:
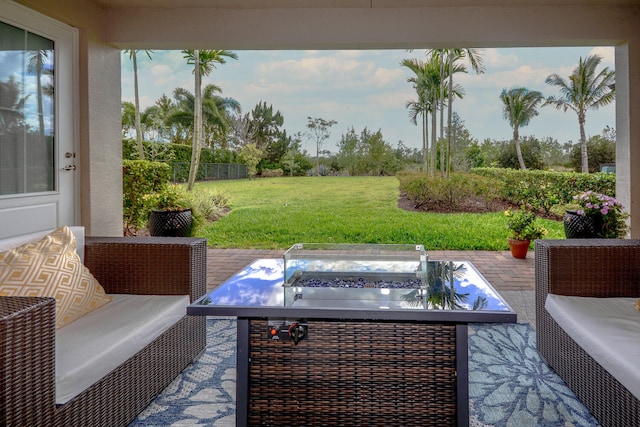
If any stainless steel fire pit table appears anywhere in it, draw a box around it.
[188,244,517,427]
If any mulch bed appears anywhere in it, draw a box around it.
[398,192,562,220]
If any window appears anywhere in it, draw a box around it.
[0,20,55,195]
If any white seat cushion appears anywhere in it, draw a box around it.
[55,294,189,404]
[545,294,640,400]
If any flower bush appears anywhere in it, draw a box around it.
[505,206,547,241]
[572,191,628,238]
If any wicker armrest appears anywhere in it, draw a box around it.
[0,297,56,426]
[84,237,207,302]
[535,239,640,298]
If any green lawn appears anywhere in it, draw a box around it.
[197,176,565,249]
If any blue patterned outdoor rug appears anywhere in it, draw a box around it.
[129,319,600,427]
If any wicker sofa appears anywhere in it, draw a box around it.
[0,235,207,427]
[535,239,640,427]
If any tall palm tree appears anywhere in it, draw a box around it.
[544,54,615,173]
[426,49,477,176]
[124,49,154,159]
[445,49,484,177]
[403,56,445,177]
[182,49,238,191]
[402,58,434,174]
[500,87,545,170]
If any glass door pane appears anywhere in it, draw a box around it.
[0,21,55,195]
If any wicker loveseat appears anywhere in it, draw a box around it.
[0,235,207,427]
[535,239,640,427]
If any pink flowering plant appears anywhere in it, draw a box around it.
[573,191,628,238]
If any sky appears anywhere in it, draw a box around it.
[121,46,616,154]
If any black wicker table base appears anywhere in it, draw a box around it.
[237,319,467,427]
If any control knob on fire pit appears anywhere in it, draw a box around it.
[268,319,308,345]
[288,323,306,345]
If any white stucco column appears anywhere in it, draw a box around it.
[616,40,640,238]
[81,42,124,236]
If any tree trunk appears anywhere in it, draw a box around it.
[423,111,429,174]
[187,50,202,191]
[133,52,145,160]
[431,105,437,177]
[439,58,445,177]
[316,142,320,177]
[446,64,453,178]
[514,127,527,170]
[579,113,589,173]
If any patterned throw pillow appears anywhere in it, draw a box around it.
[0,226,111,328]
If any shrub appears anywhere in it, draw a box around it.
[261,168,284,178]
[471,167,616,212]
[123,160,229,236]
[123,160,171,235]
[398,172,503,211]
[183,187,230,232]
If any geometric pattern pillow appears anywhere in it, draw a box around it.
[0,226,111,328]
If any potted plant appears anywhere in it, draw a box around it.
[564,191,628,238]
[145,184,194,237]
[505,206,547,259]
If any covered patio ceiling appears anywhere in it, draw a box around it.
[96,0,637,50]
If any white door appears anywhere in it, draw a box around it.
[0,0,78,238]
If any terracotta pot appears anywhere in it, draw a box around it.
[508,238,530,259]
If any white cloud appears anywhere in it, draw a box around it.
[483,48,520,69]
[367,67,405,87]
[589,46,615,66]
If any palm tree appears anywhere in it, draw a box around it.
[445,49,484,176]
[544,54,615,173]
[402,58,434,174]
[500,87,545,170]
[429,49,485,175]
[182,49,238,191]
[124,50,154,159]
[150,94,178,142]
[202,85,240,147]
[169,85,239,145]
[425,49,475,176]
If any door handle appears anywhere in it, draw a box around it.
[63,164,76,171]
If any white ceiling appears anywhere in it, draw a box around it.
[93,0,640,8]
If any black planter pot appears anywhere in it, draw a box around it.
[148,208,193,237]
[563,210,603,238]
